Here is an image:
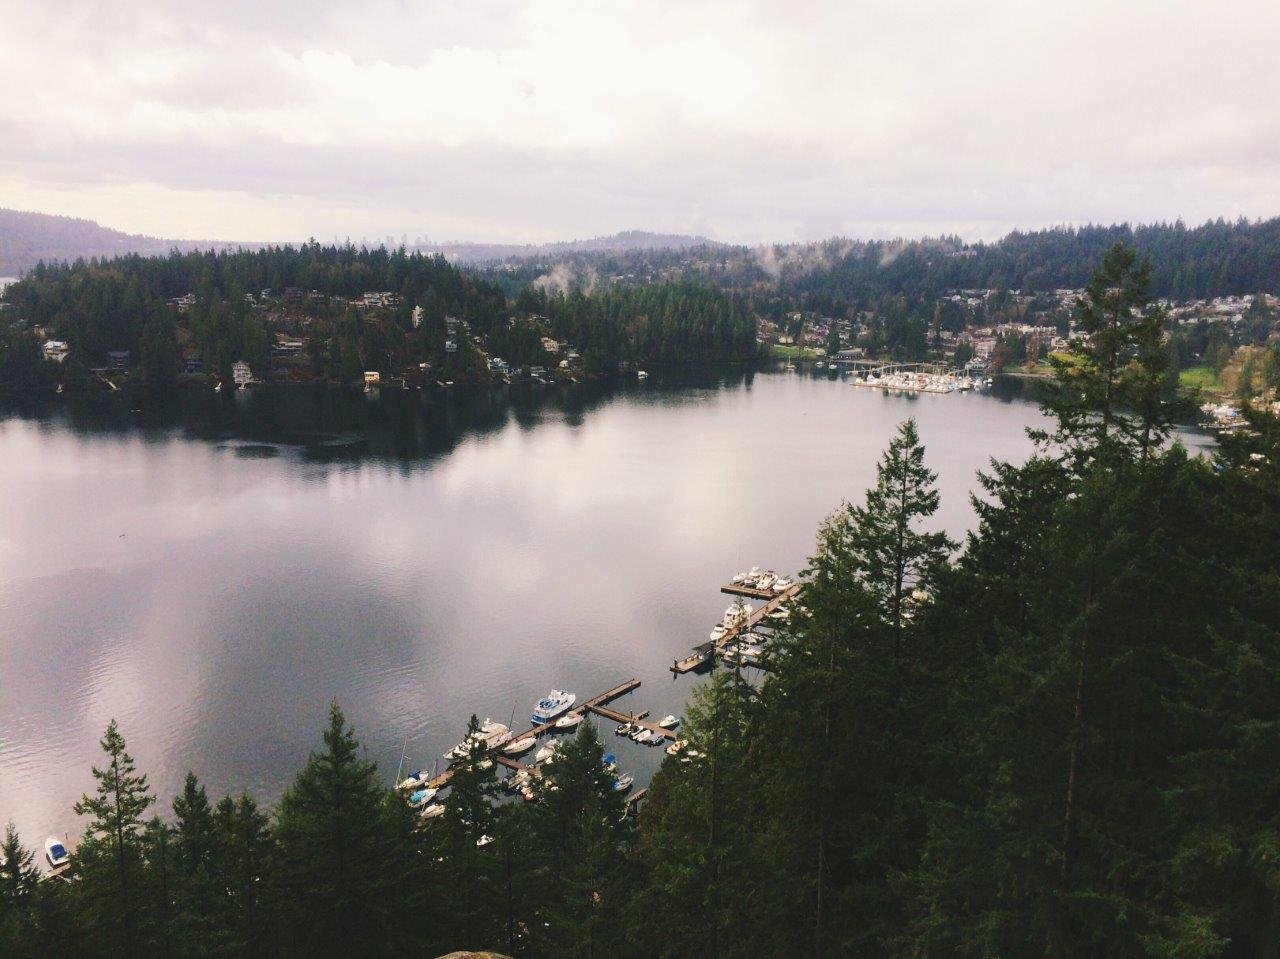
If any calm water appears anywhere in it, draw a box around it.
[0,369,1208,848]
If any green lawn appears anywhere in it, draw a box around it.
[1179,364,1222,392]
[768,343,824,360]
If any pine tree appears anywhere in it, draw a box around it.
[846,418,953,660]
[73,719,155,954]
[0,822,41,951]
[275,702,411,956]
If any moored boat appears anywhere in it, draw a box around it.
[419,803,445,821]
[612,774,634,793]
[531,690,577,724]
[554,711,583,731]
[658,715,680,729]
[504,735,537,755]
[45,837,69,869]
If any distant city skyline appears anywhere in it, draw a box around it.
[3,0,1279,245]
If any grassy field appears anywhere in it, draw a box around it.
[768,343,825,360]
[1179,364,1223,392]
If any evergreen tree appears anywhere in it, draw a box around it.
[73,719,156,955]
[275,702,413,956]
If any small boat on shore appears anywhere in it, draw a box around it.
[666,739,689,756]
[45,837,69,869]
[419,803,445,821]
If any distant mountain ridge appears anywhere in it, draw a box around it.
[0,209,718,275]
[0,209,261,276]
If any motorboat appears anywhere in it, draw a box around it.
[603,753,618,772]
[722,603,754,628]
[645,731,667,747]
[476,834,494,847]
[533,742,561,764]
[554,712,583,731]
[709,624,728,642]
[504,735,537,756]
[756,572,776,591]
[615,721,633,737]
[612,774,634,793]
[532,690,577,724]
[665,739,689,757]
[408,787,438,807]
[773,576,793,591]
[419,803,446,821]
[731,571,747,585]
[45,837,69,869]
[637,370,648,379]
[657,715,680,729]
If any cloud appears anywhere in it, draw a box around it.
[1,0,1279,243]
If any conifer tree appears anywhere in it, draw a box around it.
[275,702,410,955]
[73,719,155,954]
[846,418,953,659]
[0,822,41,951]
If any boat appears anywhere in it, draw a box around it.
[419,803,445,821]
[731,571,747,585]
[614,721,633,737]
[45,837,69,869]
[773,576,793,591]
[756,572,776,591]
[408,787,438,807]
[476,834,494,847]
[645,731,667,746]
[629,726,651,742]
[666,739,689,757]
[612,774,634,793]
[504,735,537,755]
[722,602,754,628]
[603,753,618,772]
[396,770,430,791]
[520,786,537,801]
[531,690,577,724]
[657,715,680,729]
[636,370,648,379]
[709,624,728,642]
[554,712,584,731]
[533,742,561,764]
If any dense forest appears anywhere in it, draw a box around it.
[0,245,757,388]
[3,245,1280,957]
[780,218,1280,317]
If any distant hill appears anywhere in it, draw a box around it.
[0,209,262,276]
[0,211,717,276]
[419,230,722,264]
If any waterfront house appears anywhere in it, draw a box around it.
[43,340,69,363]
[232,360,253,386]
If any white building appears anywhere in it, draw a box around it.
[232,360,254,387]
[43,340,69,363]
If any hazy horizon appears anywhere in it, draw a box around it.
[3,1,1280,245]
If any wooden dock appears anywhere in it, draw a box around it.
[586,703,678,741]
[671,582,803,676]
[426,678,642,789]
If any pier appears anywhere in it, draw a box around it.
[672,581,803,674]
[426,678,642,790]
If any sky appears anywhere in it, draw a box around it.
[2,0,1279,245]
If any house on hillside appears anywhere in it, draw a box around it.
[43,340,69,363]
[232,360,254,387]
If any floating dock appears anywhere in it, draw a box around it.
[672,582,803,674]
[426,678,642,790]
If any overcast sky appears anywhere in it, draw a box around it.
[2,0,1278,245]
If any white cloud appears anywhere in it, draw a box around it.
[1,0,1278,243]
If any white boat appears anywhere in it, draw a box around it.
[612,774,634,793]
[657,715,680,729]
[396,769,430,791]
[773,576,793,591]
[419,803,445,821]
[665,738,688,756]
[45,837,69,869]
[756,572,776,591]
[629,726,649,742]
[476,834,495,847]
[531,690,576,724]
[731,571,747,585]
[533,742,561,764]
[709,624,728,642]
[636,370,648,379]
[615,721,633,736]
[479,718,508,737]
[722,603,754,628]
[504,735,537,755]
[554,712,583,731]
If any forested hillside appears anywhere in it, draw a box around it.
[3,246,1279,957]
[0,245,756,389]
[785,217,1280,310]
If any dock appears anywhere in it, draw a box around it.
[587,704,678,741]
[426,678,642,790]
[672,582,803,675]
[720,583,781,600]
